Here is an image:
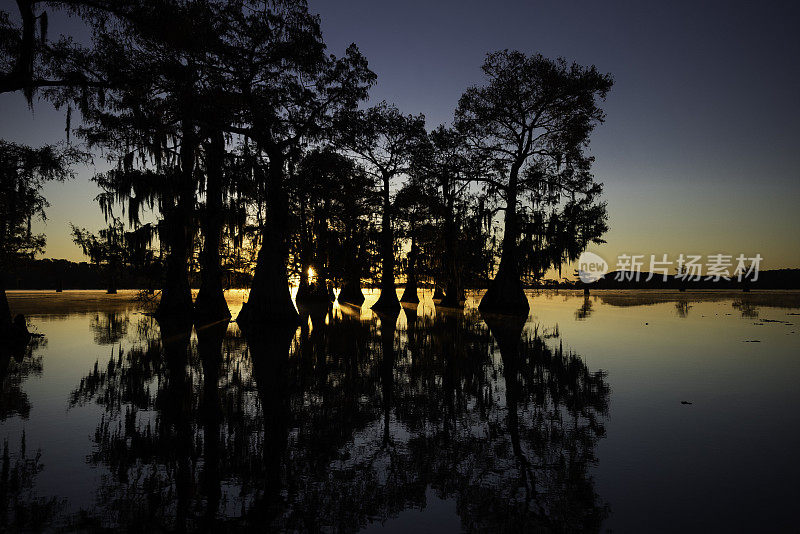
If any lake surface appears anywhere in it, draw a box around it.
[2,289,799,532]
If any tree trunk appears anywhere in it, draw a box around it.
[0,0,34,95]
[157,200,193,321]
[338,280,365,305]
[327,283,335,301]
[195,131,231,324]
[400,231,419,303]
[106,264,117,294]
[238,152,299,326]
[373,173,400,311]
[295,271,311,302]
[337,228,365,305]
[440,196,464,307]
[239,228,298,326]
[315,198,333,303]
[440,283,464,307]
[479,168,530,315]
[296,208,330,305]
[156,116,196,323]
[295,192,312,303]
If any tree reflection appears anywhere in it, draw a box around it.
[1,334,45,421]
[70,305,610,531]
[196,320,227,530]
[0,333,58,528]
[0,432,63,529]
[576,295,594,320]
[70,317,201,531]
[675,299,692,318]
[732,298,759,318]
[89,311,130,345]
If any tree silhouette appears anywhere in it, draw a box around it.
[194,130,232,324]
[222,0,375,326]
[0,141,87,332]
[394,167,437,304]
[74,0,229,324]
[71,218,126,293]
[329,159,377,306]
[337,102,428,312]
[455,51,612,313]
[292,148,357,304]
[422,126,475,307]
[0,0,110,98]
[0,1,630,529]
[4,6,619,324]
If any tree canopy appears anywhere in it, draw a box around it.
[1,1,614,330]
[455,51,612,312]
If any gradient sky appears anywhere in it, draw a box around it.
[1,0,799,271]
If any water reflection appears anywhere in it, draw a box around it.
[1,432,63,529]
[89,311,130,345]
[5,290,800,530]
[54,302,611,531]
[732,298,759,318]
[1,334,45,421]
[1,330,60,528]
[675,299,691,318]
[576,295,594,320]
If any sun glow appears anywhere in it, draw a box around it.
[307,266,315,278]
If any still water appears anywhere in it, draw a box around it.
[2,289,799,532]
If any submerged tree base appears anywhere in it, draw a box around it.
[194,288,232,327]
[400,283,419,304]
[237,303,299,330]
[478,269,530,315]
[439,288,466,309]
[155,290,194,327]
[239,235,301,327]
[372,286,401,312]
[338,282,365,306]
[296,283,332,305]
[0,315,32,361]
[294,281,311,303]
[237,290,299,329]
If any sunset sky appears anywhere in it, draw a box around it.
[1,0,798,271]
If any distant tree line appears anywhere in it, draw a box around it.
[0,0,613,330]
[2,257,254,291]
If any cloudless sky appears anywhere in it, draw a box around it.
[1,0,799,271]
